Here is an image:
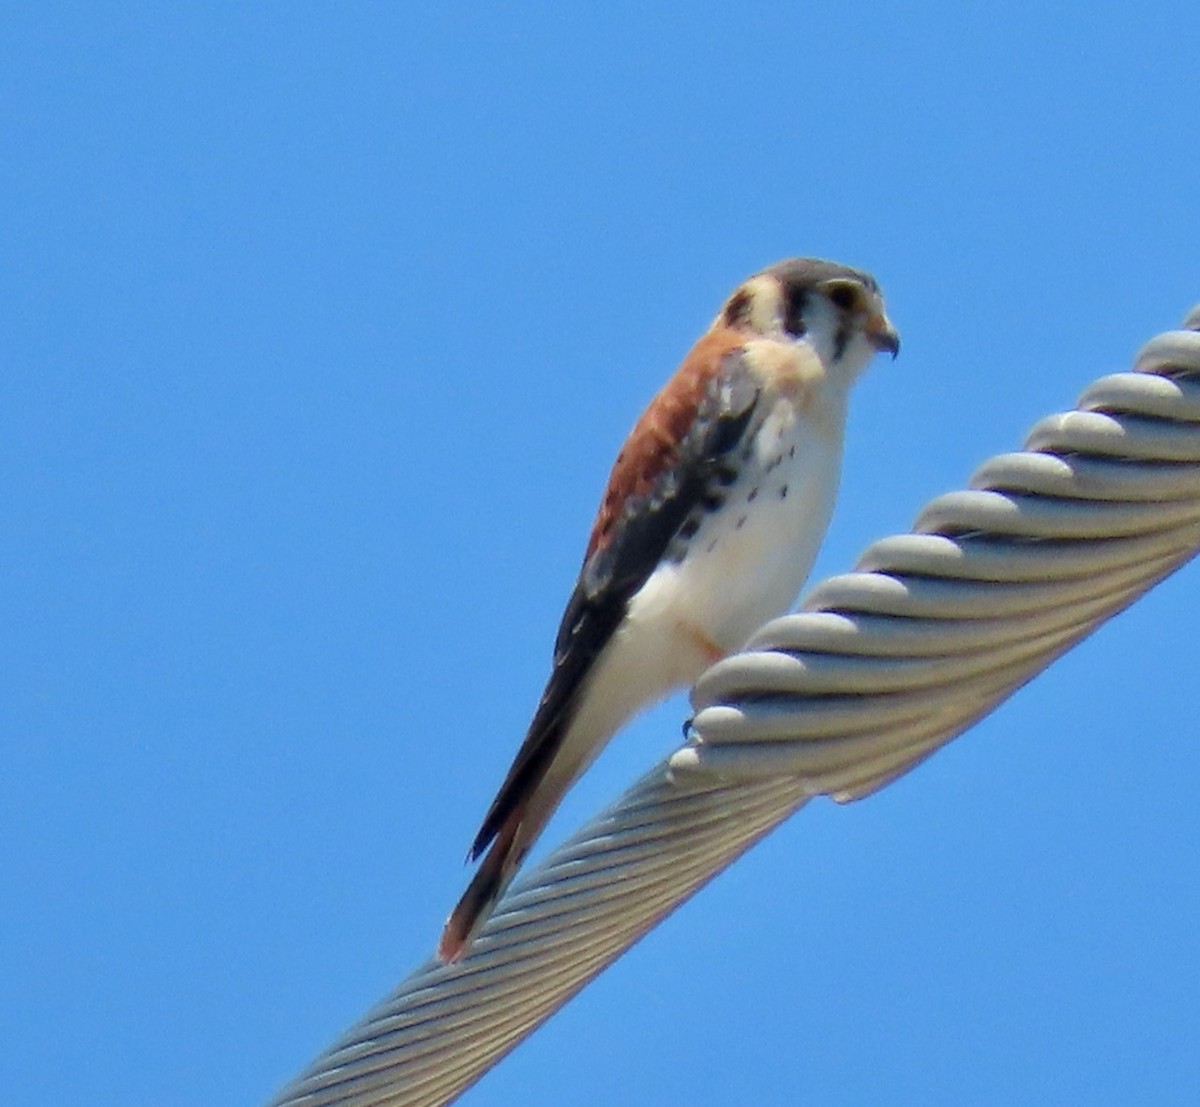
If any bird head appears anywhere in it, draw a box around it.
[717,257,899,382]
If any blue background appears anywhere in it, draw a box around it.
[3,4,1198,1104]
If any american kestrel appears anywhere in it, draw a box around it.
[438,258,898,962]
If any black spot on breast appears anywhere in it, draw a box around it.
[780,484,789,499]
[788,444,796,459]
[764,455,782,474]
[706,538,718,554]
[736,515,747,530]
[747,486,759,502]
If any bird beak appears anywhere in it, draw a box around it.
[867,311,900,359]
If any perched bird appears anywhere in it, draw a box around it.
[438,257,898,962]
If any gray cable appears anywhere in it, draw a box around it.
[269,308,1200,1107]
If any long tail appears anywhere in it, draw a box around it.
[437,634,649,960]
[437,813,526,963]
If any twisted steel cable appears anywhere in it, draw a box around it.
[269,305,1200,1107]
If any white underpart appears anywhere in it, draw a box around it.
[544,383,854,807]
[634,388,850,661]
[524,306,877,837]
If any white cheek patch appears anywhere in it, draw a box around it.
[727,275,781,334]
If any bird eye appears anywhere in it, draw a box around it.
[825,282,860,311]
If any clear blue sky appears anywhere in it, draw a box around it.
[3,4,1198,1104]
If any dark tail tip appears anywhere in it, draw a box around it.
[438,825,517,963]
[437,915,471,965]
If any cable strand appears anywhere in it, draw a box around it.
[269,305,1200,1107]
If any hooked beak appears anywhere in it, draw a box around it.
[867,312,900,359]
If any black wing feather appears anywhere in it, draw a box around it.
[469,353,760,859]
